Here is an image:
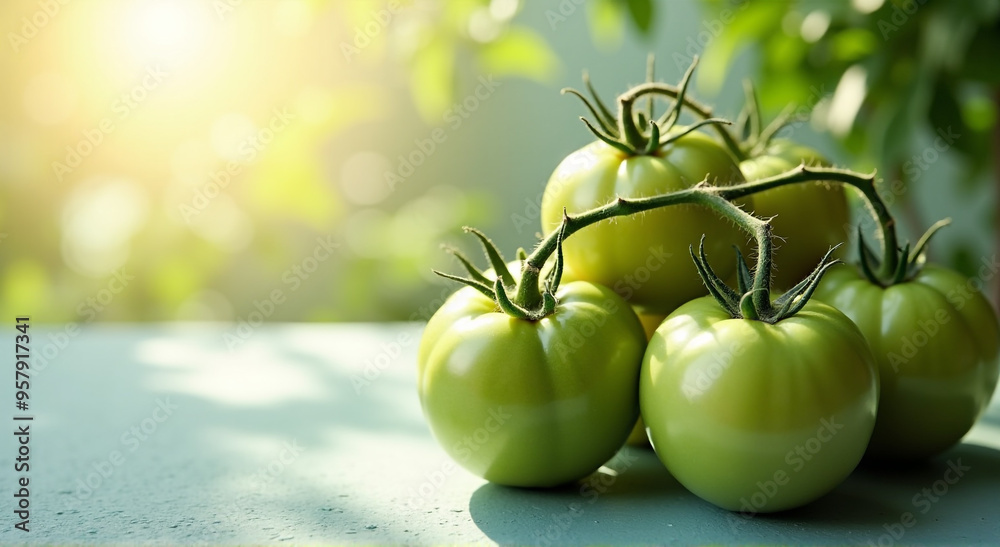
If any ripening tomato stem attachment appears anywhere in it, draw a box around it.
[714,164,951,287]
[436,165,878,323]
[563,56,739,159]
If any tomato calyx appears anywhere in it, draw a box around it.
[433,226,566,321]
[856,218,952,287]
[690,234,842,324]
[432,164,877,323]
[562,56,735,158]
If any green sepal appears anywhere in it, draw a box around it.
[658,55,698,131]
[465,227,515,289]
[579,117,636,155]
[660,118,732,149]
[643,120,661,156]
[544,219,568,296]
[773,246,841,318]
[494,277,554,321]
[442,245,491,286]
[907,218,951,276]
[583,70,617,132]
[781,258,841,318]
[741,79,761,150]
[689,241,740,317]
[562,88,618,137]
[645,53,656,122]
[892,242,911,285]
[699,237,742,304]
[734,246,753,294]
[774,245,841,308]
[636,111,649,131]
[739,293,759,321]
[432,270,495,300]
[857,226,881,284]
[753,104,796,156]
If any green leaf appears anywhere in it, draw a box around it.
[831,28,877,62]
[698,0,788,93]
[621,0,654,36]
[585,0,626,49]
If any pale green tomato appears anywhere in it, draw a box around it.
[641,296,879,513]
[419,281,646,487]
[814,264,1000,460]
[541,131,749,315]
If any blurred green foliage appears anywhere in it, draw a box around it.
[1,0,995,324]
[695,0,1000,278]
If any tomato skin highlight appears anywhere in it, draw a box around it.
[640,297,878,512]
[740,140,850,290]
[541,132,749,315]
[814,264,1000,460]
[418,281,647,487]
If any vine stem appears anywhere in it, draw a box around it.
[716,164,898,279]
[618,82,748,162]
[515,186,772,311]
[627,82,900,281]
[513,164,881,312]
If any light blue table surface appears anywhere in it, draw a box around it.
[1,323,999,545]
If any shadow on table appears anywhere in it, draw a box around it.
[468,443,1000,545]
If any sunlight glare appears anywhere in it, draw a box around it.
[127,0,210,65]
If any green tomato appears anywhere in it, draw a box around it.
[626,311,667,448]
[740,140,849,290]
[814,265,1000,460]
[541,131,749,315]
[418,280,646,487]
[641,296,878,513]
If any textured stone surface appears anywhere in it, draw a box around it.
[1,323,999,545]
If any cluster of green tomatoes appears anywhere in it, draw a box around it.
[417,57,1000,514]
